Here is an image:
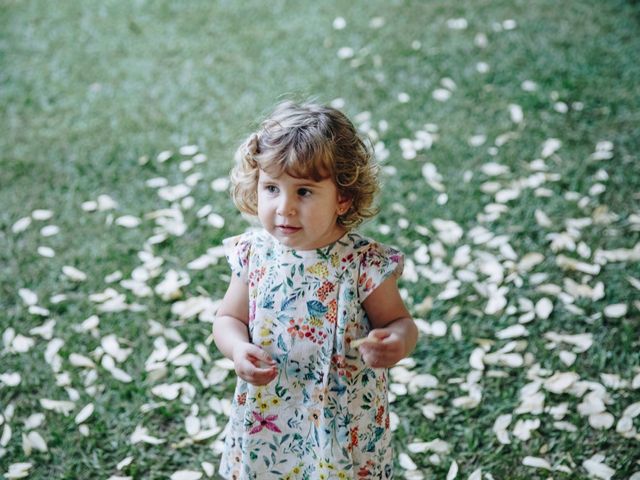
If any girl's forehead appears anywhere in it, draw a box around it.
[258,168,332,186]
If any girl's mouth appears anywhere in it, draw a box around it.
[277,225,301,234]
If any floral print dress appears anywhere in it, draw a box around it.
[219,229,404,480]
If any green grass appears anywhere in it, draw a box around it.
[2,0,640,478]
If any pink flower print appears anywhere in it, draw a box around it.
[249,411,282,435]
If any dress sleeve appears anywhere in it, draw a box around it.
[222,233,252,282]
[357,242,405,301]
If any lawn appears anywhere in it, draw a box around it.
[1,0,640,478]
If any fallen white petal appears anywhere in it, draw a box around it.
[588,412,614,430]
[115,215,142,228]
[603,303,627,318]
[62,266,87,282]
[522,456,552,470]
[39,399,75,416]
[582,455,615,480]
[170,471,203,480]
[26,431,48,452]
[446,460,459,480]
[75,403,95,424]
[399,452,417,470]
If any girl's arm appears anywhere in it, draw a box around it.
[213,275,277,385]
[360,276,418,368]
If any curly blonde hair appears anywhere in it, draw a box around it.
[230,101,379,229]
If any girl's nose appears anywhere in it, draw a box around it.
[276,195,296,216]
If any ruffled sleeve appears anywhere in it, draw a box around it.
[357,241,404,301]
[222,232,253,282]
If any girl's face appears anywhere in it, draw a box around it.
[257,169,351,250]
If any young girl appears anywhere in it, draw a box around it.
[213,101,418,480]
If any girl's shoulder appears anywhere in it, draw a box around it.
[343,231,403,259]
[223,228,273,251]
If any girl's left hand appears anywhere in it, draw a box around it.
[358,329,406,368]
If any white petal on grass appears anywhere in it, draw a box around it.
[37,246,56,257]
[115,215,142,228]
[157,150,172,163]
[399,452,417,470]
[432,88,451,102]
[559,350,577,366]
[0,373,21,387]
[116,457,134,471]
[28,324,53,347]
[158,184,191,202]
[582,455,615,480]
[130,424,166,445]
[513,418,540,441]
[40,225,60,237]
[33,209,55,220]
[1,423,11,447]
[476,62,490,73]
[146,177,169,188]
[155,269,191,301]
[170,472,202,480]
[151,383,182,400]
[26,431,48,452]
[535,297,553,320]
[207,213,225,228]
[12,216,32,233]
[75,403,94,424]
[468,134,486,147]
[446,460,459,480]
[101,334,132,363]
[369,17,385,29]
[62,266,87,282]
[40,399,75,416]
[481,162,510,177]
[179,144,198,156]
[509,104,524,123]
[541,138,562,158]
[201,462,215,477]
[69,353,96,369]
[18,288,38,306]
[534,209,553,228]
[496,324,528,339]
[588,412,614,430]
[522,456,552,470]
[603,303,627,318]
[447,18,467,29]
[4,463,33,479]
[109,366,133,383]
[493,414,512,444]
[81,200,98,212]
[337,47,354,59]
[474,32,488,48]
[332,16,346,29]
[210,177,230,192]
[544,372,579,394]
[522,80,538,91]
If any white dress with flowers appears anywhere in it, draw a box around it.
[218,229,404,480]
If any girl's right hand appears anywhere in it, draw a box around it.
[232,342,278,386]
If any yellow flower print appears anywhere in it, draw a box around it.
[308,262,329,278]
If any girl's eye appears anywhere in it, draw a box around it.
[297,188,312,197]
[265,185,279,194]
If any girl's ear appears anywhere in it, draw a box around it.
[337,194,353,215]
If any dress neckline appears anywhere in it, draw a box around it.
[268,230,354,258]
